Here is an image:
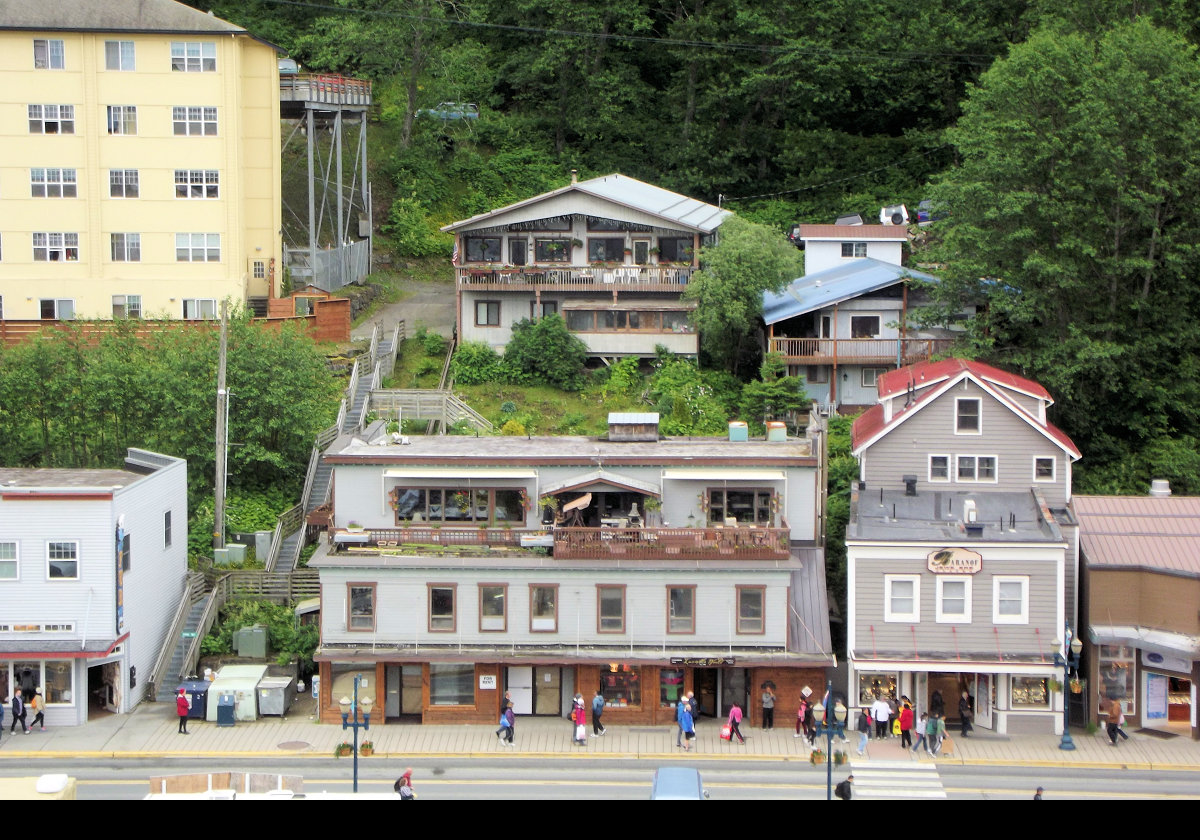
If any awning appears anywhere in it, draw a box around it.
[661,469,786,481]
[383,468,537,479]
[1089,624,1200,659]
[541,469,660,497]
[0,633,128,659]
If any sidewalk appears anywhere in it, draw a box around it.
[3,700,1198,770]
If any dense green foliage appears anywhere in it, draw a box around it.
[823,413,859,650]
[200,599,319,674]
[502,316,590,391]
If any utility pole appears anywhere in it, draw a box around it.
[213,300,229,550]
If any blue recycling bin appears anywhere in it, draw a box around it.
[216,692,236,727]
[177,680,210,720]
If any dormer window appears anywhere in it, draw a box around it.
[841,242,867,258]
[956,398,981,434]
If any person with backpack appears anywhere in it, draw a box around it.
[592,689,607,736]
[835,774,854,800]
[394,768,416,799]
[29,689,45,731]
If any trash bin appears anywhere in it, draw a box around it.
[216,693,236,727]
[257,677,297,717]
[177,680,211,720]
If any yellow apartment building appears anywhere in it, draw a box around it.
[0,0,282,321]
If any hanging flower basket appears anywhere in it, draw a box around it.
[810,748,826,764]
[833,750,848,766]
[1069,678,1083,694]
[359,741,375,757]
[334,742,354,758]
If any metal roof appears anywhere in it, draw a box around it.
[0,0,247,34]
[608,412,659,424]
[1075,495,1200,577]
[762,259,941,325]
[797,224,908,241]
[789,547,834,659]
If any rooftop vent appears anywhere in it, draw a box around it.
[1149,479,1172,498]
[964,522,985,538]
[903,475,918,496]
[607,412,659,442]
[766,421,787,442]
[728,421,748,442]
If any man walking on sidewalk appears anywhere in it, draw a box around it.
[10,688,28,734]
[592,689,607,736]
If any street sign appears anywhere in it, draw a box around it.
[181,631,198,638]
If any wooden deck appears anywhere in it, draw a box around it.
[769,336,955,366]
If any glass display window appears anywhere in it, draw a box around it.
[1098,645,1136,715]
[1011,676,1049,707]
[857,672,898,705]
[659,668,685,707]
[600,664,641,706]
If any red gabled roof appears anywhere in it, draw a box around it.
[876,358,1053,403]
[798,224,907,240]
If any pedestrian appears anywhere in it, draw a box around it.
[176,687,191,734]
[572,697,587,746]
[803,696,817,744]
[1106,696,1123,746]
[834,774,854,801]
[870,693,891,739]
[680,701,696,751]
[394,768,416,800]
[497,702,514,745]
[676,695,689,748]
[899,701,914,749]
[0,694,4,742]
[499,689,512,719]
[929,689,945,718]
[11,688,28,734]
[795,697,808,738]
[592,689,607,736]
[1033,786,1044,800]
[761,685,775,730]
[911,712,929,754]
[727,702,746,744]
[30,688,45,731]
[958,690,974,738]
[687,690,698,724]
[856,707,871,755]
[930,713,946,756]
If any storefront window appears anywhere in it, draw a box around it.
[707,489,773,524]
[1,661,74,706]
[857,672,898,704]
[430,663,474,706]
[329,664,372,709]
[600,664,640,706]
[390,487,526,526]
[659,668,685,707]
[1011,676,1049,707]
[1098,645,1136,715]
[43,660,72,704]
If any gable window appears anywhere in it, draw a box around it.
[33,233,79,262]
[534,238,570,262]
[479,584,507,632]
[737,586,765,634]
[110,169,139,198]
[110,234,141,262]
[707,488,773,525]
[935,577,972,623]
[164,511,172,548]
[176,233,220,262]
[105,40,135,70]
[474,300,500,326]
[841,242,867,258]
[464,236,500,262]
[588,237,625,262]
[34,39,65,70]
[175,169,219,199]
[929,454,950,482]
[850,316,880,338]
[107,105,138,135]
[172,106,217,136]
[598,585,625,633]
[28,105,74,134]
[667,586,695,633]
[0,542,17,580]
[171,41,216,72]
[862,367,887,388]
[993,576,1028,624]
[40,299,75,320]
[47,541,78,579]
[348,584,376,631]
[112,294,142,319]
[1033,457,1056,482]
[530,584,558,632]
[429,584,456,632]
[658,237,693,263]
[31,168,77,198]
[884,575,920,622]
[956,398,981,434]
[182,299,217,320]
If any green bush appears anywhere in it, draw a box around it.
[501,315,588,391]
[420,331,448,357]
[200,600,318,674]
[382,195,451,258]
[500,418,527,436]
[450,341,504,385]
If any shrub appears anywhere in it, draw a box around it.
[420,331,448,357]
[500,400,518,414]
[450,341,503,385]
[500,418,527,436]
[381,195,451,258]
[501,315,588,391]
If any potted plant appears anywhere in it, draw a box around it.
[334,741,354,758]
[810,747,826,764]
[346,521,364,532]
[642,496,662,525]
[570,238,583,249]
[833,749,848,766]
[359,740,374,757]
[1069,677,1083,694]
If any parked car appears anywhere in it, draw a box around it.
[916,199,944,226]
[650,767,709,800]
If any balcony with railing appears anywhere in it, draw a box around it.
[455,264,694,292]
[769,336,955,366]
[279,73,372,108]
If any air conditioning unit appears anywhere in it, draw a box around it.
[880,204,909,226]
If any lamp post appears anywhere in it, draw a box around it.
[1052,624,1084,751]
[812,679,849,800]
[339,675,374,792]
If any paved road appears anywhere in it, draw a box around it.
[351,276,454,342]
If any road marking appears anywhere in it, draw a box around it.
[851,759,947,799]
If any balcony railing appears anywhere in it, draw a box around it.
[348,526,522,547]
[279,73,372,107]
[553,525,791,561]
[455,265,694,291]
[769,336,955,365]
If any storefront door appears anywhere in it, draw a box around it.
[534,666,561,716]
[694,668,717,718]
[974,674,993,729]
[508,666,534,715]
[721,668,750,718]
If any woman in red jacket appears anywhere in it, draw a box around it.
[898,702,914,749]
[176,688,191,735]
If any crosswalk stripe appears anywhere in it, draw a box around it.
[850,759,948,799]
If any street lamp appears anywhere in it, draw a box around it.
[812,679,849,800]
[339,675,375,792]
[1052,624,1084,751]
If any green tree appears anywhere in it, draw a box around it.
[738,352,809,429]
[501,315,590,391]
[684,215,803,377]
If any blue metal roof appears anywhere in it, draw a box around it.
[761,259,941,326]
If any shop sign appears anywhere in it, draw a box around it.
[926,547,983,574]
[479,675,497,690]
[670,657,735,666]
[1142,650,1192,674]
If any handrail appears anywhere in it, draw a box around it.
[367,325,380,369]
[146,572,206,701]
[264,515,286,571]
[177,574,232,684]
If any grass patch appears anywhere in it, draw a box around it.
[454,380,645,435]
[384,338,446,389]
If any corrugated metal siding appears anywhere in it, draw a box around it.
[1075,495,1200,576]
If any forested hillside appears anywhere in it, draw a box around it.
[185,0,1200,494]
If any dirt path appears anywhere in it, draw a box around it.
[350,277,455,342]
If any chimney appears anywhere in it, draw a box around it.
[1150,479,1172,498]
[570,169,578,184]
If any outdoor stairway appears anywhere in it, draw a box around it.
[154,597,208,702]
[343,364,373,434]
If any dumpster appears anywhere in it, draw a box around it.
[216,693,236,727]
[257,676,297,717]
[177,680,211,720]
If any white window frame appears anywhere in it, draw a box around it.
[0,541,18,581]
[956,455,998,483]
[929,454,950,482]
[106,105,138,135]
[46,540,79,580]
[113,294,142,319]
[182,299,217,320]
[170,41,216,72]
[34,39,65,70]
[110,233,141,262]
[40,299,75,320]
[956,455,977,482]
[1033,456,1056,483]
[105,40,135,71]
[33,232,79,262]
[850,315,881,338]
[28,104,74,134]
[935,576,972,624]
[31,168,77,198]
[862,367,886,388]
[176,233,220,263]
[955,397,982,434]
[175,169,219,199]
[884,574,920,623]
[172,106,218,136]
[993,575,1029,625]
[841,241,867,258]
[109,169,139,198]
